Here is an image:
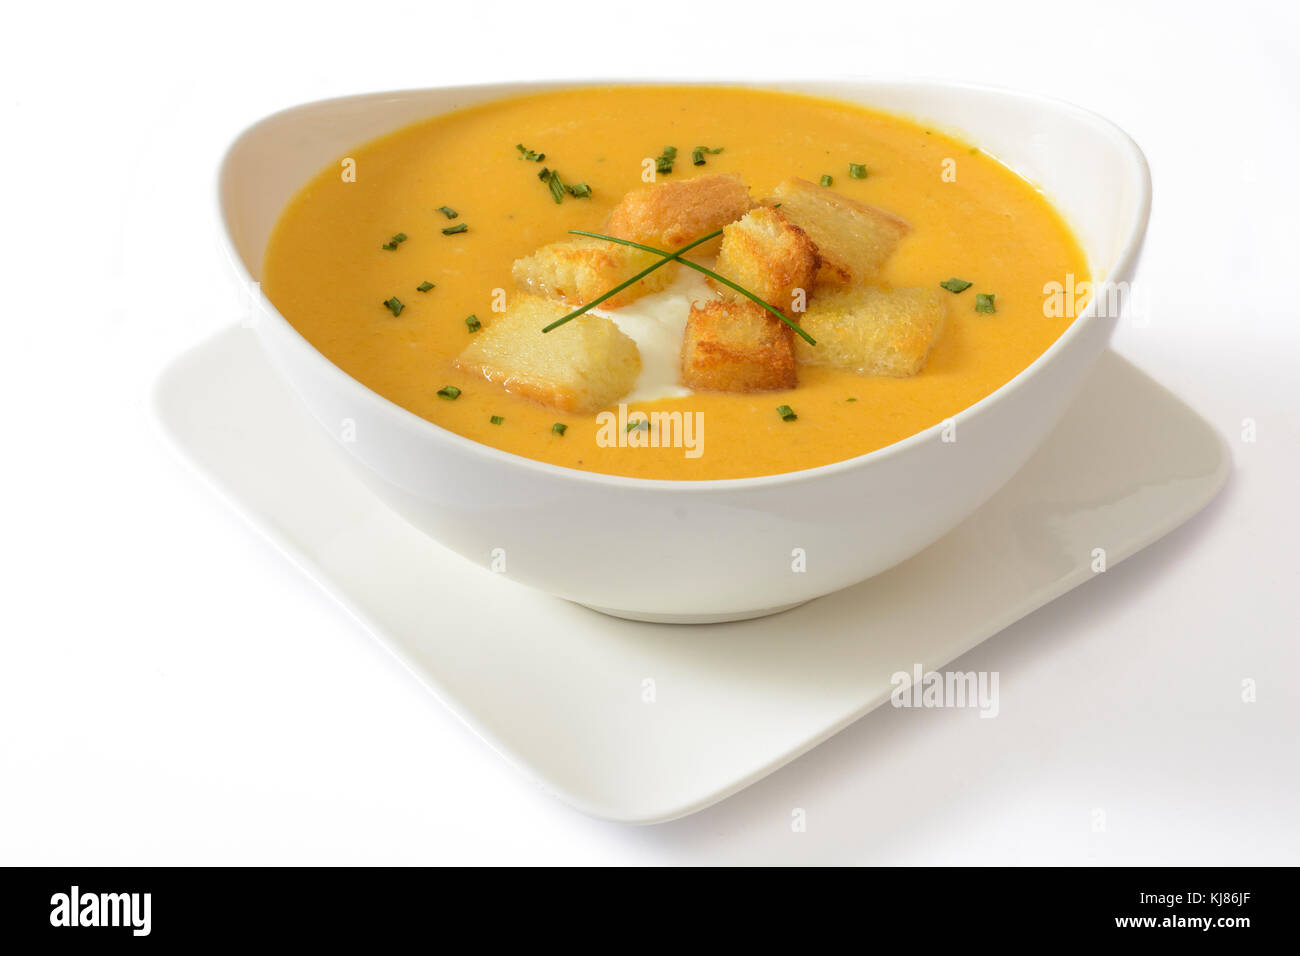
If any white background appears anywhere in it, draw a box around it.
[2,0,1297,864]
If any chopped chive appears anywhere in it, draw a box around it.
[442,223,468,235]
[416,281,435,293]
[975,293,996,314]
[535,167,589,203]
[436,386,461,400]
[820,174,833,187]
[627,418,649,433]
[654,145,677,174]
[848,163,867,179]
[465,314,482,333]
[381,232,408,250]
[940,277,973,294]
[490,415,504,425]
[543,168,566,204]
[846,397,858,403]
[551,423,567,436]
[777,405,798,422]
[437,206,458,219]
[516,144,545,162]
[382,297,404,316]
[690,146,721,166]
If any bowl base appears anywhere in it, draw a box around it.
[574,600,813,625]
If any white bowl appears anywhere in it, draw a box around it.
[217,80,1151,623]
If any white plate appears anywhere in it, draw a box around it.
[153,328,1227,823]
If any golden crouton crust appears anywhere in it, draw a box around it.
[681,299,797,392]
[795,286,945,377]
[604,173,756,250]
[770,178,910,287]
[711,206,820,315]
[455,294,641,412]
[511,237,676,309]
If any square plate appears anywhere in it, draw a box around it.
[154,328,1227,823]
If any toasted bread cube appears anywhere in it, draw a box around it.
[680,299,796,392]
[512,237,676,309]
[455,295,641,412]
[795,286,945,377]
[604,173,755,251]
[711,207,820,315]
[770,178,909,287]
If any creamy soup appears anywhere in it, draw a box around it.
[262,85,1088,480]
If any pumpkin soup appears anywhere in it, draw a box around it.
[261,85,1088,480]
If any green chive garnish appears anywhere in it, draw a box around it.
[550,230,817,346]
[777,405,798,422]
[490,415,504,425]
[975,293,996,314]
[381,232,408,250]
[552,423,567,436]
[846,397,857,403]
[516,144,545,162]
[940,278,973,294]
[437,206,458,219]
[820,174,833,187]
[436,386,461,400]
[848,163,867,179]
[540,231,719,333]
[535,167,589,203]
[540,168,566,204]
[691,145,722,167]
[416,281,435,293]
[627,418,649,433]
[442,223,468,236]
[655,145,677,174]
[465,315,481,333]
[382,297,404,316]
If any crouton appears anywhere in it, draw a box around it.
[770,178,910,287]
[711,206,820,315]
[794,286,945,377]
[455,295,641,412]
[680,299,797,392]
[512,237,676,309]
[604,173,755,251]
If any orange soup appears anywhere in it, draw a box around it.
[262,85,1088,480]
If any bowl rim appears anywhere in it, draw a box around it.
[217,77,1152,493]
